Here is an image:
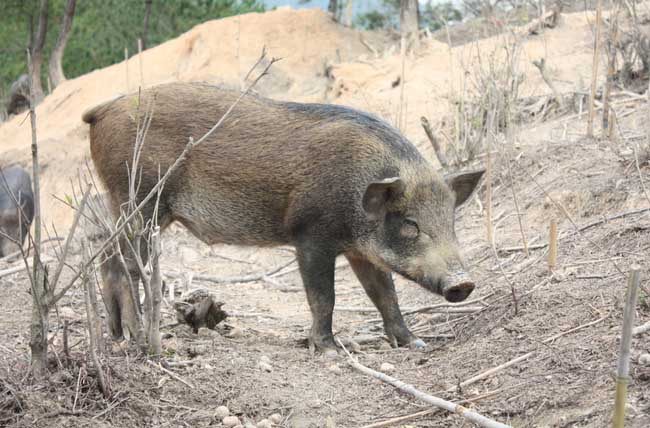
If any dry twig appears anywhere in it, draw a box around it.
[337,338,511,428]
[446,315,607,393]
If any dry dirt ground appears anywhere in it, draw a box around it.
[2,5,650,428]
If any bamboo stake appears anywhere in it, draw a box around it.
[613,266,641,428]
[486,142,494,247]
[548,219,558,270]
[602,1,621,133]
[337,339,511,428]
[138,38,144,89]
[588,0,603,138]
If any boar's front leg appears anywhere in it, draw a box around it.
[295,240,338,354]
[346,254,426,350]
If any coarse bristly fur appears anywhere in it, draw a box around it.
[0,165,34,257]
[83,81,484,352]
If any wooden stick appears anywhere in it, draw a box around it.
[359,389,502,428]
[421,116,449,168]
[146,360,195,389]
[337,339,511,428]
[447,315,607,393]
[613,266,641,428]
[548,219,558,270]
[587,0,603,138]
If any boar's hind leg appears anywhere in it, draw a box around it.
[346,254,426,350]
[295,240,337,353]
[101,237,148,349]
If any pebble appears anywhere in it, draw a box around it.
[214,406,230,419]
[328,363,342,375]
[256,419,272,428]
[258,361,273,372]
[268,413,282,424]
[639,353,650,366]
[222,416,240,427]
[380,362,395,373]
[259,355,271,364]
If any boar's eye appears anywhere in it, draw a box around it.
[400,218,419,239]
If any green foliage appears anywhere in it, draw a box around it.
[354,1,463,32]
[355,10,390,30]
[0,0,264,99]
[421,1,463,31]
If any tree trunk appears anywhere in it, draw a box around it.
[400,0,419,45]
[343,0,353,27]
[148,227,162,355]
[29,298,49,378]
[30,0,49,104]
[328,0,338,20]
[48,0,77,88]
[142,0,153,50]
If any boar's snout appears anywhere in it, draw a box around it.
[441,271,475,303]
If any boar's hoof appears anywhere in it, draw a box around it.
[443,281,475,303]
[409,338,427,350]
[309,334,339,357]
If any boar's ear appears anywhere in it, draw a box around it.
[445,169,485,208]
[362,177,405,219]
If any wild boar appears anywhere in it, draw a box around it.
[83,82,484,352]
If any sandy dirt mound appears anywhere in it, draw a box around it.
[0,7,379,228]
[0,6,610,229]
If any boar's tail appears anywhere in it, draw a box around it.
[81,94,126,124]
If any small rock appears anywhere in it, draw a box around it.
[225,327,244,338]
[223,416,240,427]
[268,413,282,424]
[198,327,219,338]
[639,353,650,366]
[244,423,257,428]
[551,271,566,283]
[328,364,342,375]
[214,406,230,419]
[380,362,395,373]
[258,361,273,372]
[259,355,271,364]
[256,419,272,428]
